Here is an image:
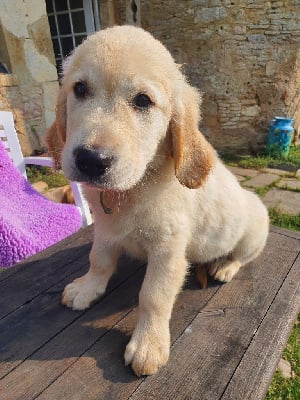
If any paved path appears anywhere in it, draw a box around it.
[228,166,300,215]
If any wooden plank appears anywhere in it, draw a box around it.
[127,232,300,400]
[0,272,220,400]
[221,253,300,400]
[0,227,93,319]
[0,254,87,378]
[0,229,299,400]
[270,225,300,240]
[35,275,220,400]
[0,255,143,380]
[0,246,90,319]
[31,231,299,400]
[0,264,218,399]
[0,267,146,400]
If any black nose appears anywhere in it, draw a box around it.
[74,147,113,178]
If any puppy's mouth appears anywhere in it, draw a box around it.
[70,146,115,189]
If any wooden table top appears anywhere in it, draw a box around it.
[0,225,299,400]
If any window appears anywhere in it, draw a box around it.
[46,0,100,75]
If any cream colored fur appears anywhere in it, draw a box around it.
[47,26,269,376]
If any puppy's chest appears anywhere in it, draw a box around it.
[124,215,159,255]
[121,232,147,260]
[88,188,179,258]
[102,209,171,260]
[102,218,153,260]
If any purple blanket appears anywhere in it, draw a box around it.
[0,140,82,267]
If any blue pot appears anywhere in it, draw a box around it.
[266,117,294,159]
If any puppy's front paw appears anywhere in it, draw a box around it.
[124,329,170,376]
[62,273,106,310]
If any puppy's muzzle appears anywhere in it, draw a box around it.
[74,146,114,178]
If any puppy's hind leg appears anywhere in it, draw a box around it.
[210,234,266,283]
[211,200,269,283]
[209,257,242,283]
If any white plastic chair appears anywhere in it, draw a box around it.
[0,111,92,226]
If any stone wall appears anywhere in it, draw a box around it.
[0,0,58,154]
[113,0,300,153]
[1,0,298,154]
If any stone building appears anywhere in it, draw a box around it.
[0,0,299,154]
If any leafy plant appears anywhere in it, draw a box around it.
[26,165,68,189]
[268,207,300,232]
[220,145,300,171]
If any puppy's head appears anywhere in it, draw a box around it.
[48,26,214,191]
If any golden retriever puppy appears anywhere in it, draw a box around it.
[47,25,269,376]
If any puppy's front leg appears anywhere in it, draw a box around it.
[125,240,188,376]
[62,236,120,310]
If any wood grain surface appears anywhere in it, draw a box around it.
[0,226,299,400]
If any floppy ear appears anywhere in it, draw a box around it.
[170,82,215,189]
[45,86,67,169]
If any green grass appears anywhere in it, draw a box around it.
[220,145,300,171]
[26,165,68,189]
[254,185,274,198]
[265,315,300,400]
[268,207,300,232]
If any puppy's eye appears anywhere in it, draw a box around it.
[132,93,153,110]
[73,81,88,99]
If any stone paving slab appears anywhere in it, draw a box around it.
[227,166,258,177]
[234,174,247,182]
[262,189,300,214]
[276,179,300,190]
[262,168,294,177]
[228,165,300,215]
[242,173,279,188]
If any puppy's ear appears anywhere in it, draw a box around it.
[45,86,67,169]
[170,82,215,189]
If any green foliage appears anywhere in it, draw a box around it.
[239,157,270,169]
[254,185,273,198]
[265,315,300,400]
[268,207,300,232]
[289,145,300,166]
[26,165,68,189]
[220,145,300,171]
